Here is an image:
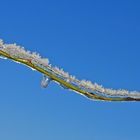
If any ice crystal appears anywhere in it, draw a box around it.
[41,75,52,88]
[0,39,140,101]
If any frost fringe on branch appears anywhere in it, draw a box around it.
[0,39,140,101]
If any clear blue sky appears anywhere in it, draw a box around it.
[0,0,140,139]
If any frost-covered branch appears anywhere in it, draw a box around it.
[0,39,140,101]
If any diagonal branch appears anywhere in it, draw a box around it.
[0,40,140,102]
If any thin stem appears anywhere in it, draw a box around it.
[0,50,139,102]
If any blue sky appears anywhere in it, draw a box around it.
[0,0,140,139]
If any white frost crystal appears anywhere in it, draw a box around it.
[0,39,4,49]
[0,39,140,100]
